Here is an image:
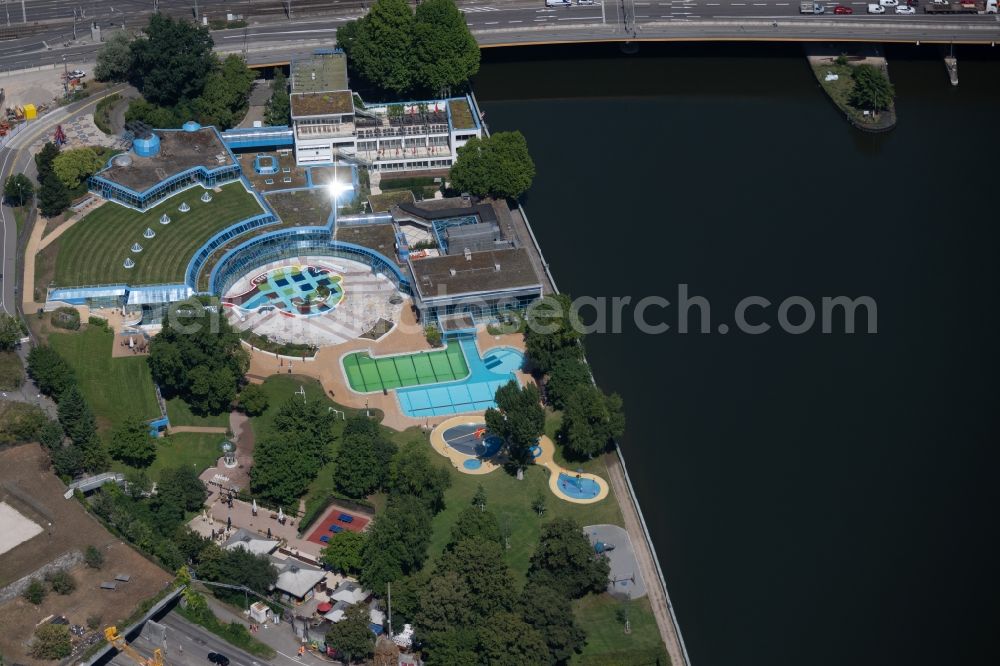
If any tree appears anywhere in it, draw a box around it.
[528,517,609,599]
[349,0,415,95]
[51,443,86,478]
[388,441,450,513]
[52,147,106,189]
[519,582,586,663]
[0,313,23,351]
[334,417,396,498]
[438,537,516,619]
[23,578,47,604]
[47,570,76,595]
[471,484,487,511]
[449,131,536,200]
[264,68,290,126]
[153,466,207,530]
[4,173,34,206]
[57,384,96,446]
[129,14,216,105]
[27,345,75,397]
[359,501,432,593]
[324,603,374,664]
[85,545,105,569]
[524,294,584,374]
[476,612,550,666]
[38,171,71,218]
[30,624,72,660]
[485,380,545,469]
[108,417,157,468]
[545,357,592,410]
[421,629,478,666]
[320,530,366,575]
[449,507,501,546]
[412,0,479,96]
[148,308,248,413]
[194,55,256,129]
[424,324,442,348]
[95,30,133,82]
[196,544,277,599]
[34,142,60,181]
[415,570,473,634]
[559,384,625,459]
[531,492,547,517]
[80,432,110,473]
[238,383,269,416]
[250,437,316,508]
[850,64,895,113]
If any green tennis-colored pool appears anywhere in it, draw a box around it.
[342,343,470,392]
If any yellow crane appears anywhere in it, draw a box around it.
[104,626,165,666]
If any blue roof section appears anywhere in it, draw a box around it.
[219,126,295,149]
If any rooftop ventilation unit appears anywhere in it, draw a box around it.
[449,268,457,276]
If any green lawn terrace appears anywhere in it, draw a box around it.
[49,182,264,288]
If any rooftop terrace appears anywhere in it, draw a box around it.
[96,129,234,193]
[291,52,349,93]
[449,98,477,130]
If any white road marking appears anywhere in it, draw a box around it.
[508,19,524,22]
[558,15,599,19]
[484,20,499,24]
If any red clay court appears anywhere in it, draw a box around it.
[306,504,370,546]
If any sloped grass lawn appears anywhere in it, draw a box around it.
[112,432,224,483]
[48,326,160,432]
[573,594,669,665]
[166,396,231,428]
[53,182,263,286]
[0,351,24,390]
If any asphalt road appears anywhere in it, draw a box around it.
[0,83,125,314]
[110,612,270,666]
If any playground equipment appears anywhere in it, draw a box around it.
[594,541,616,554]
[104,626,165,666]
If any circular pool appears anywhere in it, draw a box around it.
[481,347,524,375]
[441,423,502,458]
[463,459,483,470]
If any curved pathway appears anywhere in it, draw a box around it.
[534,435,609,505]
[429,415,501,475]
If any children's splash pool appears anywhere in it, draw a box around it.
[226,265,343,317]
[557,473,602,500]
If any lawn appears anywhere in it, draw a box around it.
[111,432,225,483]
[52,182,263,287]
[166,396,231,428]
[48,325,161,432]
[573,594,669,665]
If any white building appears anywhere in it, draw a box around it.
[290,51,483,171]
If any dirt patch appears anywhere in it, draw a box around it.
[0,445,172,666]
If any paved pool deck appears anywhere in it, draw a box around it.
[246,305,531,431]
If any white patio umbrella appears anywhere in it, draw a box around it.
[277,507,284,522]
[252,499,257,513]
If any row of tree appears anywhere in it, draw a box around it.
[96,15,256,130]
[337,0,479,97]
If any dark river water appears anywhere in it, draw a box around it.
[474,43,1000,666]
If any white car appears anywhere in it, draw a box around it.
[544,0,571,5]
[879,0,898,5]
[577,0,596,4]
[867,3,886,11]
[895,4,915,11]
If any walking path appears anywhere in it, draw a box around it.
[167,425,228,434]
[604,452,687,666]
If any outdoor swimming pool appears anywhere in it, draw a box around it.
[394,339,524,417]
[557,473,602,500]
[226,265,343,316]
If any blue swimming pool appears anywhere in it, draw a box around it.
[557,473,601,500]
[396,337,524,418]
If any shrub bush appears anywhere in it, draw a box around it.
[47,570,76,595]
[51,307,81,331]
[23,578,47,604]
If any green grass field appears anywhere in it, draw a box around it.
[573,595,670,665]
[0,351,24,390]
[48,326,160,432]
[342,343,469,393]
[53,182,263,287]
[166,396,231,428]
[111,431,225,483]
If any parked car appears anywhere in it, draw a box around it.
[834,5,854,13]
[867,3,886,11]
[895,4,916,11]
[879,0,898,6]
[207,653,230,666]
[69,69,86,78]
[544,0,572,5]
[577,0,596,4]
